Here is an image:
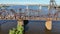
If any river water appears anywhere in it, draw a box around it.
[0,20,60,34]
[0,20,17,34]
[25,20,60,34]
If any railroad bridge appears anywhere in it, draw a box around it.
[0,4,60,20]
[0,0,60,30]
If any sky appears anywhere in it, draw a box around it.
[0,0,60,5]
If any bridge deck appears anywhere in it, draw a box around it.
[0,17,60,21]
[22,17,60,21]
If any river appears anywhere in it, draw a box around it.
[25,20,60,34]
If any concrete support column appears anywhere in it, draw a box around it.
[17,19,24,26]
[17,19,29,27]
[45,18,52,30]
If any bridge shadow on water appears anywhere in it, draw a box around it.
[25,20,60,34]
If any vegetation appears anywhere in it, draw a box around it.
[9,25,24,34]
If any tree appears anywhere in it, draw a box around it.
[9,24,24,34]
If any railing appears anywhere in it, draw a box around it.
[0,15,60,21]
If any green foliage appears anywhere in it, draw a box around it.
[9,25,24,34]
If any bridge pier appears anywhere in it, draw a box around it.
[17,19,29,26]
[17,19,29,32]
[17,19,24,26]
[45,18,52,30]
